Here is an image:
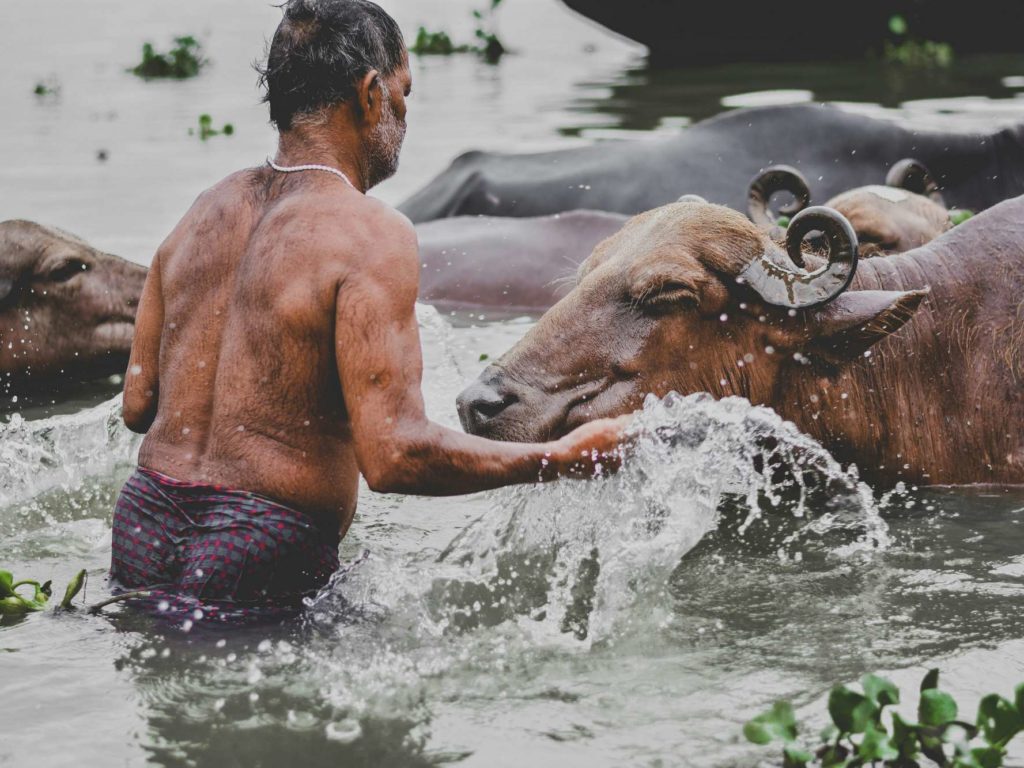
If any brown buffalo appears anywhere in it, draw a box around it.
[0,220,147,397]
[457,196,1024,486]
[748,159,955,257]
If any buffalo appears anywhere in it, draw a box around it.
[417,210,625,312]
[457,195,1024,486]
[0,220,147,398]
[400,104,1024,224]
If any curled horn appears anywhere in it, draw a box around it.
[885,158,945,206]
[676,194,707,204]
[747,165,812,230]
[738,206,859,309]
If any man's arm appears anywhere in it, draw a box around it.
[122,252,164,433]
[335,212,626,496]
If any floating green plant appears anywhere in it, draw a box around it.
[131,35,206,80]
[745,669,1024,767]
[410,0,505,64]
[950,209,975,226]
[883,15,953,68]
[411,27,469,55]
[32,77,60,97]
[189,114,235,141]
[0,568,86,616]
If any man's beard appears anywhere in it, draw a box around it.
[364,91,406,189]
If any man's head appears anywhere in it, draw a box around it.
[259,0,411,187]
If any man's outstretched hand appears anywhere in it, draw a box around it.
[544,414,635,480]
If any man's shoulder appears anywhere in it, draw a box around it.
[295,193,418,267]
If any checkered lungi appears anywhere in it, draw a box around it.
[109,467,340,624]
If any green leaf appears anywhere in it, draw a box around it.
[859,721,900,762]
[783,743,813,768]
[0,596,32,615]
[60,569,87,610]
[0,571,15,598]
[921,668,941,692]
[920,689,958,726]
[863,673,901,709]
[976,694,1022,746]
[889,14,908,35]
[479,353,490,362]
[969,746,1005,768]
[1015,684,1024,719]
[743,701,799,744]
[819,743,852,767]
[829,685,878,734]
[950,209,974,226]
[890,712,920,760]
[775,215,791,228]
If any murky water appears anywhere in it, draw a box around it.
[3,1,1024,766]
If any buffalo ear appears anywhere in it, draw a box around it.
[802,289,928,362]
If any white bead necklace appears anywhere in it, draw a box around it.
[266,158,358,191]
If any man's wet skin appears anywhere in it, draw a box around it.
[123,56,628,538]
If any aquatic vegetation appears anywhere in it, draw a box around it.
[746,669,1024,767]
[884,15,953,68]
[32,77,60,97]
[410,0,505,64]
[472,0,506,64]
[411,27,468,56]
[131,35,206,80]
[950,209,974,226]
[0,568,86,616]
[189,114,234,141]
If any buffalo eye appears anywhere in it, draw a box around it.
[639,282,699,311]
[46,258,90,283]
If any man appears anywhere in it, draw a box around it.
[111,0,628,622]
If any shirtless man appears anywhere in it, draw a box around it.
[110,0,628,622]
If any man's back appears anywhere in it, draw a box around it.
[112,0,626,622]
[138,169,368,529]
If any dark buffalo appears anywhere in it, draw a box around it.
[0,220,147,397]
[417,210,625,311]
[400,104,1024,224]
[457,196,1024,486]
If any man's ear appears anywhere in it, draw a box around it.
[800,288,929,362]
[356,69,382,122]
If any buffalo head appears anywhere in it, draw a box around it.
[457,200,925,442]
[0,220,147,393]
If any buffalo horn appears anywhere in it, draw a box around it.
[738,206,859,309]
[885,158,945,206]
[747,165,812,231]
[676,194,707,204]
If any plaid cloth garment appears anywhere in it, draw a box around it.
[110,467,340,624]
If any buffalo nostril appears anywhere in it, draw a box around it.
[457,382,519,433]
[473,392,517,419]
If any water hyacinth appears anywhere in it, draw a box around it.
[0,568,86,616]
[745,669,1024,767]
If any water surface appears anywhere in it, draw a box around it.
[3,2,1024,766]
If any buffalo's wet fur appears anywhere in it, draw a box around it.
[458,196,1024,486]
[0,219,147,396]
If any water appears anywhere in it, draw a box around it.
[3,1,1024,766]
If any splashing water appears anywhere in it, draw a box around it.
[315,391,889,654]
[0,395,139,508]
